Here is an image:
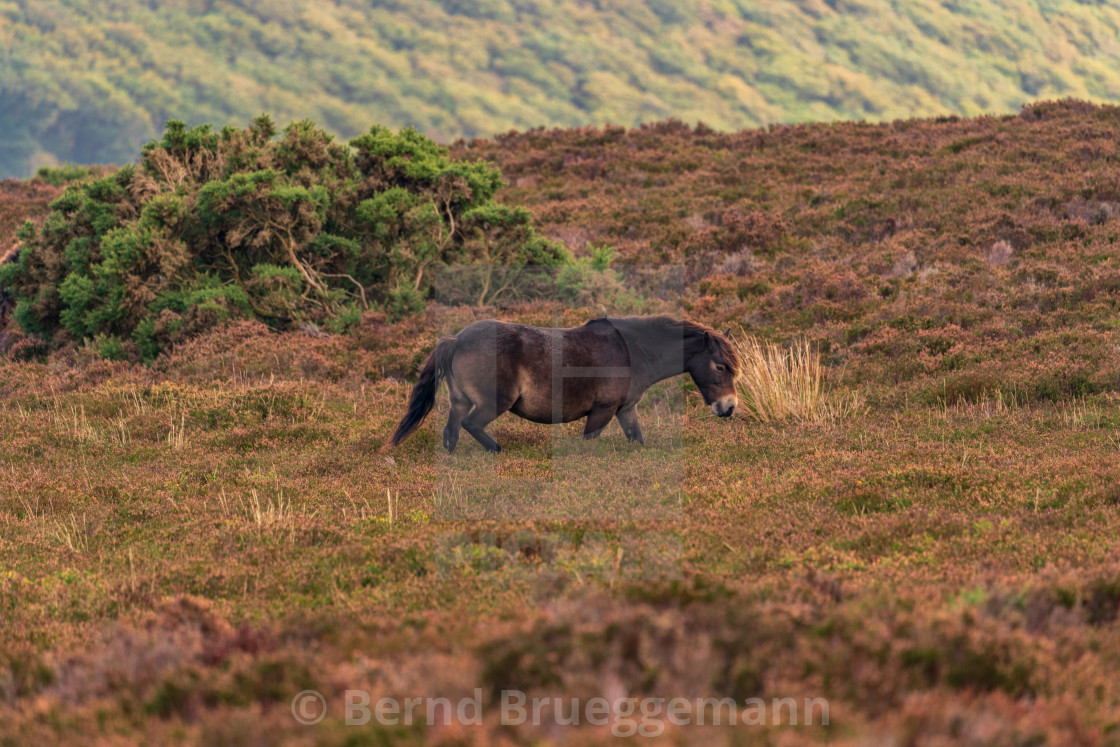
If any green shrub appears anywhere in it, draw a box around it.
[0,116,569,359]
[34,164,103,186]
[556,244,640,308]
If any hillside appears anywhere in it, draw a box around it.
[452,99,1120,405]
[4,0,1120,177]
[1,102,1119,742]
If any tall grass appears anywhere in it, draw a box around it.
[733,334,864,423]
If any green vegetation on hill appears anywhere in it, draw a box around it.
[3,0,1120,177]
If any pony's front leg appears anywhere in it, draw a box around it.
[582,407,618,439]
[615,406,644,445]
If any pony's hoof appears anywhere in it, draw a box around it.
[489,444,502,454]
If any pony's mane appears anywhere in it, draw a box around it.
[598,315,741,376]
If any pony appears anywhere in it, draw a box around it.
[389,316,739,453]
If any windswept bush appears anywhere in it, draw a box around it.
[0,116,569,359]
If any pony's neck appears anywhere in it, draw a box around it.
[609,318,698,388]
[644,333,702,386]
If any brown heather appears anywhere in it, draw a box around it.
[1,99,1119,743]
[0,179,58,261]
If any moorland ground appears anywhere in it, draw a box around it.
[1,99,1119,744]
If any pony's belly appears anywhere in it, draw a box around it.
[510,396,588,424]
[510,389,595,423]
[510,380,626,424]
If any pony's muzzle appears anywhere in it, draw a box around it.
[711,395,737,418]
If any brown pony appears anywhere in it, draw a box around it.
[389,316,740,453]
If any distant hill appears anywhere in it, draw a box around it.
[2,0,1120,177]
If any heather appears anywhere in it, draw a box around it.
[463,98,1120,406]
[0,100,1118,743]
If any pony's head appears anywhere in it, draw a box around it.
[684,324,739,417]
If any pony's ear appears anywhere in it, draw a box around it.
[705,331,718,353]
[723,328,731,339]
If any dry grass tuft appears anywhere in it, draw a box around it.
[734,335,820,423]
[52,513,90,553]
[734,334,862,423]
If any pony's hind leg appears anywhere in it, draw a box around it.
[462,404,504,453]
[443,396,473,454]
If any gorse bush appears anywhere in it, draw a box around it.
[34,164,109,187]
[0,116,569,359]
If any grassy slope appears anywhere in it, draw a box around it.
[1,100,1119,742]
[4,0,1120,175]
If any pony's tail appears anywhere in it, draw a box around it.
[389,337,457,446]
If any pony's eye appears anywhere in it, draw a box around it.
[715,364,726,373]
